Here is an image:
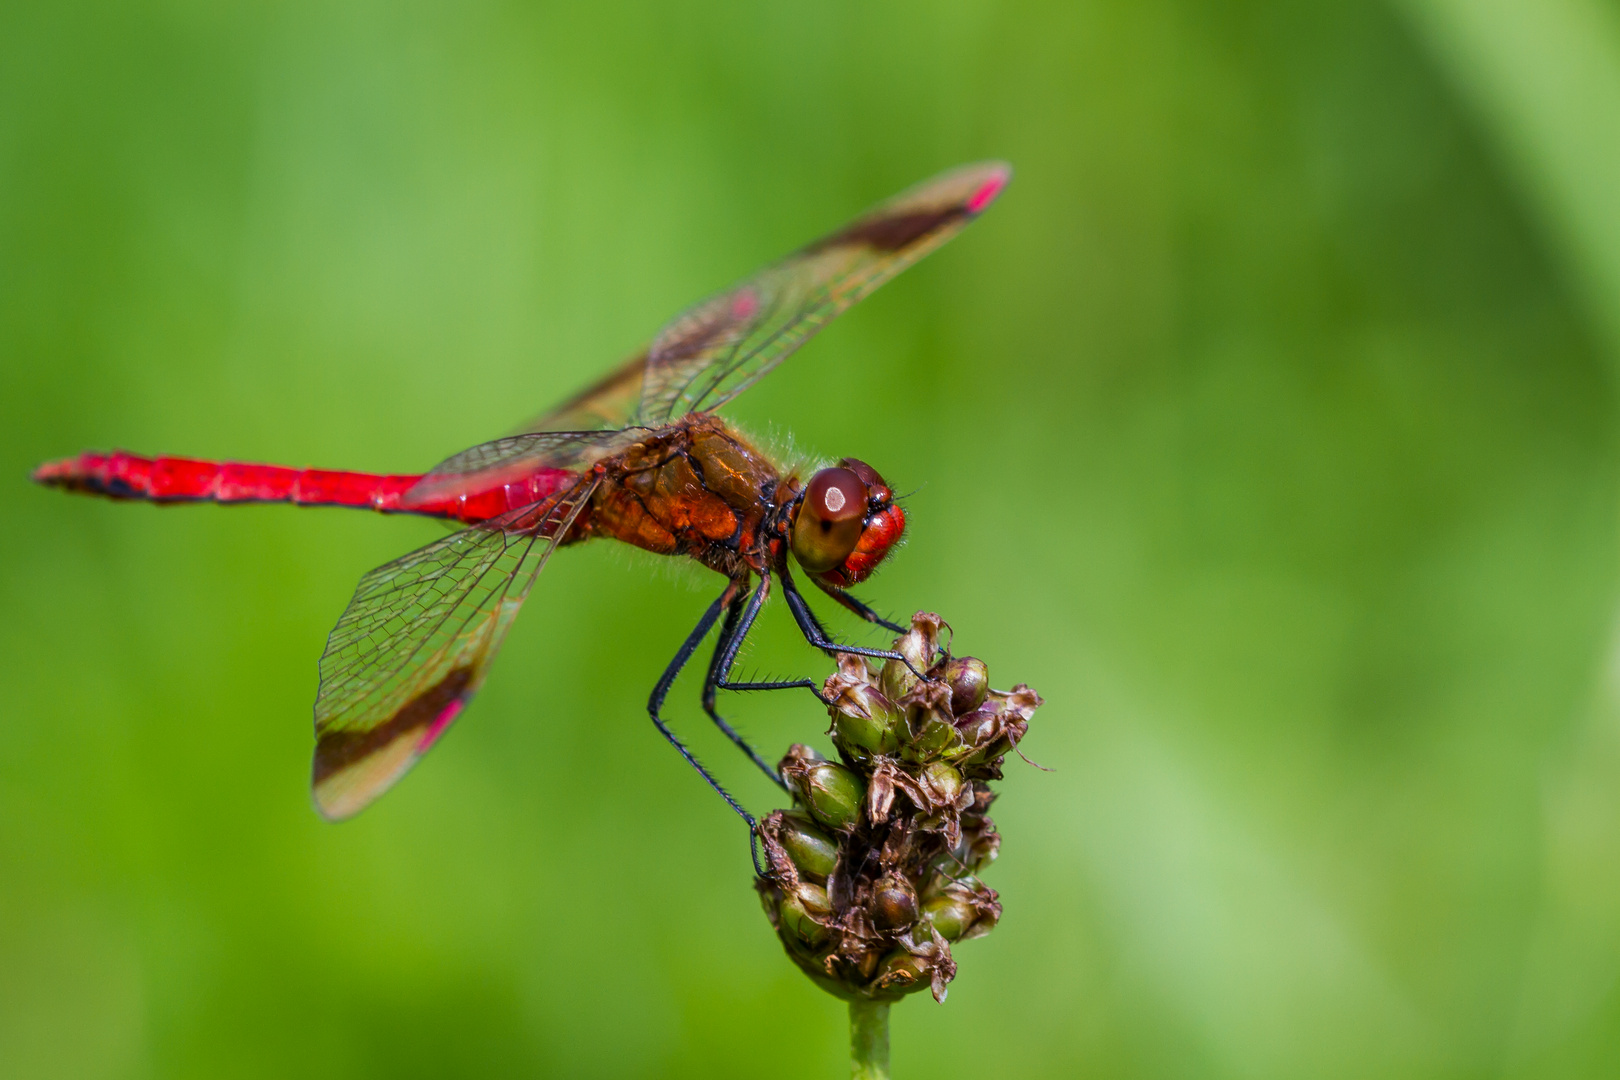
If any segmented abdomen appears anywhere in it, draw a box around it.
[31,451,578,525]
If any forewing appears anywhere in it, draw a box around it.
[311,479,597,819]
[399,429,638,510]
[512,350,649,434]
[634,161,1011,424]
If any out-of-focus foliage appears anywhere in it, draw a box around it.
[5,1,1620,1077]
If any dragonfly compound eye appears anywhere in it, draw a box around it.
[797,458,908,588]
[792,467,868,574]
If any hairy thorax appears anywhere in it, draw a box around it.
[584,414,795,578]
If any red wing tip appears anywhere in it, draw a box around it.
[965,164,1012,214]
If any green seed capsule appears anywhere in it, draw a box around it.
[779,883,831,947]
[779,745,866,831]
[797,761,866,831]
[799,881,832,915]
[923,894,975,941]
[874,950,929,993]
[920,761,964,806]
[833,685,902,756]
[880,656,918,703]
[779,814,838,881]
[943,656,989,715]
[907,711,959,760]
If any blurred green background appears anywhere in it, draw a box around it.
[7,0,1620,1076]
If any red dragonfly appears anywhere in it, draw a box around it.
[34,162,1010,838]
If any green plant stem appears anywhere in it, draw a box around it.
[849,999,890,1079]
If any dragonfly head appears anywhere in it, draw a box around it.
[789,458,905,587]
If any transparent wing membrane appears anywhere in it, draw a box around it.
[400,429,638,509]
[636,161,1011,423]
[514,162,1010,434]
[513,350,649,434]
[311,480,596,819]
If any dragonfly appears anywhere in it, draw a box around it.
[34,161,1011,841]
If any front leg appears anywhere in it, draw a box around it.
[813,580,907,635]
[779,565,928,679]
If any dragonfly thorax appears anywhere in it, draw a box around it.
[585,414,786,579]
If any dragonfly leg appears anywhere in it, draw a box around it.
[779,566,929,679]
[709,572,828,704]
[814,583,908,634]
[649,585,764,874]
[700,578,791,791]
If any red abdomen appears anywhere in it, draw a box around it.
[32,450,577,525]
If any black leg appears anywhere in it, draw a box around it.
[701,579,790,790]
[779,566,928,678]
[814,582,908,634]
[711,574,827,702]
[719,673,828,700]
[649,584,764,874]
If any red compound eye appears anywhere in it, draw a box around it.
[791,467,868,574]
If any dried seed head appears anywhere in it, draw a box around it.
[757,612,1039,1006]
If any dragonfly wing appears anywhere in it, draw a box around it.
[311,479,597,819]
[634,161,1011,425]
[512,349,649,434]
[399,429,639,510]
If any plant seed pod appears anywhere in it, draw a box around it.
[943,656,989,715]
[873,950,931,995]
[960,825,1000,873]
[832,684,903,757]
[880,612,941,701]
[922,894,975,941]
[869,873,919,931]
[896,616,936,674]
[781,746,866,831]
[880,656,918,704]
[778,813,838,882]
[805,762,865,831]
[919,761,964,807]
[779,882,831,948]
[906,710,959,761]
[921,876,1001,943]
[951,702,1001,745]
